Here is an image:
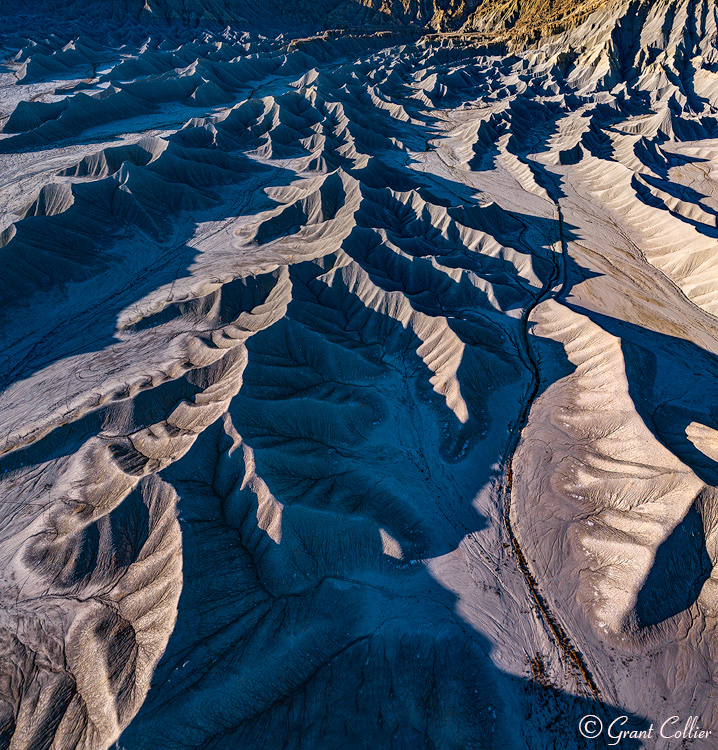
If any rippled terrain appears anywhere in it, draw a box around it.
[2,1,718,748]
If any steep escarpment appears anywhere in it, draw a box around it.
[2,0,617,36]
[459,0,612,38]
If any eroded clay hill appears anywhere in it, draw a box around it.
[1,1,718,749]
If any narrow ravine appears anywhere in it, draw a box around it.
[501,205,602,699]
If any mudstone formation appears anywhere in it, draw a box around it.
[1,1,718,748]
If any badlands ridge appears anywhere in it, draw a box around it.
[2,0,718,748]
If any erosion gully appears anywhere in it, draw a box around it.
[502,204,601,699]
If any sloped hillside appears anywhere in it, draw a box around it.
[1,1,718,749]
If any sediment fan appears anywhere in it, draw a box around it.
[1,0,718,748]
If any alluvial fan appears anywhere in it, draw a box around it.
[1,1,718,748]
